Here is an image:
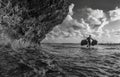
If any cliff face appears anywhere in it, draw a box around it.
[0,0,69,44]
[0,1,70,76]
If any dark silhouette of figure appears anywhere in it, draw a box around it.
[86,35,93,48]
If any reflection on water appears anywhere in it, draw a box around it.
[41,43,120,77]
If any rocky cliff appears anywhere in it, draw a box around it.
[0,0,69,44]
[0,0,70,77]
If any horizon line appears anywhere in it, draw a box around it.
[41,43,120,44]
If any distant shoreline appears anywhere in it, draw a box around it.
[98,43,120,45]
[41,43,120,45]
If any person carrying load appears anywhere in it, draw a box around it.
[86,35,93,48]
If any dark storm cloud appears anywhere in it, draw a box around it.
[69,0,120,11]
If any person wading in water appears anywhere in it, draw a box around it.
[86,35,93,48]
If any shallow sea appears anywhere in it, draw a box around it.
[41,43,120,77]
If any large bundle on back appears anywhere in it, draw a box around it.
[81,39,98,46]
[81,39,88,46]
[91,39,98,46]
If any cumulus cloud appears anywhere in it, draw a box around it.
[76,8,109,38]
[46,4,86,39]
[68,3,74,15]
[87,8,105,25]
[45,3,120,42]
[111,29,120,36]
[109,7,120,21]
[104,29,111,38]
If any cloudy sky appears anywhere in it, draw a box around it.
[42,0,120,43]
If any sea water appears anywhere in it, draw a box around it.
[41,43,120,77]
